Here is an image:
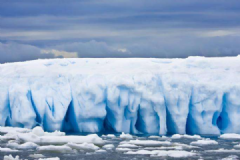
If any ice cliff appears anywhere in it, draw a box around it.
[1,57,240,135]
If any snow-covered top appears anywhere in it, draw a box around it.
[0,57,239,81]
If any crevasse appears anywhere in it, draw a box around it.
[1,57,240,135]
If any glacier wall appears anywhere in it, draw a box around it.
[1,57,240,135]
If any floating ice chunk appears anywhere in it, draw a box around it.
[106,134,116,138]
[221,155,238,160]
[102,144,115,150]
[32,126,45,136]
[7,141,20,149]
[44,130,65,136]
[116,148,133,152]
[95,149,107,153]
[153,150,196,158]
[220,134,240,140]
[3,155,21,160]
[127,139,171,147]
[120,132,133,139]
[173,143,200,149]
[125,150,196,158]
[234,144,240,149]
[37,145,74,153]
[148,136,160,139]
[32,126,65,137]
[171,134,201,139]
[67,142,99,151]
[7,141,38,150]
[18,142,38,149]
[190,139,218,146]
[29,154,45,158]
[0,147,19,152]
[117,143,139,148]
[17,133,105,146]
[39,158,60,160]
[0,127,30,134]
[0,134,16,142]
[206,149,240,153]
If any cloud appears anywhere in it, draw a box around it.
[41,49,78,58]
[1,0,240,62]
[200,30,236,37]
[0,42,58,63]
[50,40,132,58]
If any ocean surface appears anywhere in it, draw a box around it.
[1,133,240,160]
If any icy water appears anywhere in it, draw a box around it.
[1,133,240,160]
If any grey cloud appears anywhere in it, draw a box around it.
[0,42,58,63]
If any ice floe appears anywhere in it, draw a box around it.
[17,133,104,145]
[29,154,45,158]
[117,143,139,148]
[190,139,218,146]
[120,133,133,139]
[3,155,21,160]
[0,147,19,152]
[39,158,60,160]
[221,155,238,160]
[102,144,115,150]
[171,134,201,139]
[32,126,65,137]
[125,139,171,147]
[220,134,240,140]
[37,145,74,153]
[126,150,196,158]
[7,141,38,150]
[67,142,99,151]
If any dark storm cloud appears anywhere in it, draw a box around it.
[0,0,240,62]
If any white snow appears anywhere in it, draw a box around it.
[190,139,218,146]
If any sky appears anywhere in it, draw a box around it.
[0,0,240,63]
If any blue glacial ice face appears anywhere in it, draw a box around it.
[9,82,36,128]
[30,76,72,132]
[186,85,223,135]
[68,75,107,133]
[218,87,240,133]
[1,57,240,135]
[163,77,192,135]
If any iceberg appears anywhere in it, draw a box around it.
[1,57,240,135]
